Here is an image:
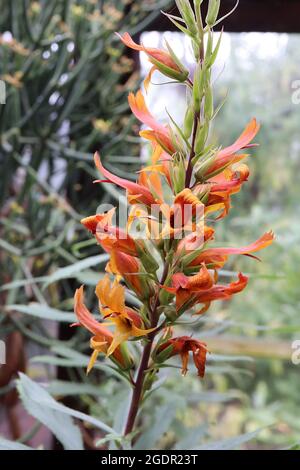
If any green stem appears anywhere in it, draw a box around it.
[185,113,199,187]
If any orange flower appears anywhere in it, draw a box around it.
[147,144,173,189]
[176,226,215,253]
[204,119,260,178]
[158,336,208,377]
[128,91,175,154]
[138,166,163,203]
[163,264,214,311]
[194,273,249,314]
[81,208,116,234]
[96,275,155,356]
[95,224,138,257]
[117,32,188,91]
[174,188,205,220]
[205,164,250,219]
[73,286,126,373]
[94,152,158,206]
[189,232,275,269]
[106,249,143,297]
[81,209,139,257]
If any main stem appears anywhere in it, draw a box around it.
[124,261,170,437]
[185,113,199,188]
[185,34,205,188]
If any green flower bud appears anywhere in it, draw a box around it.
[204,84,214,120]
[193,64,205,113]
[137,245,159,274]
[183,106,194,139]
[163,305,178,322]
[206,0,220,26]
[118,343,134,370]
[195,120,209,154]
[159,288,174,307]
[176,0,198,37]
[173,159,186,193]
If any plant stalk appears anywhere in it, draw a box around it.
[123,261,170,437]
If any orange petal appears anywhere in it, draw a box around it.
[218,118,260,159]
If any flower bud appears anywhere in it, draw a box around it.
[173,158,186,193]
[192,64,204,113]
[195,120,209,154]
[118,343,134,370]
[159,288,174,308]
[137,244,160,274]
[183,106,194,139]
[194,153,216,181]
[176,0,198,37]
[206,0,220,26]
[163,305,179,322]
[204,84,214,120]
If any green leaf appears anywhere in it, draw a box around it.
[47,380,103,397]
[196,428,264,450]
[134,402,179,450]
[17,373,115,438]
[6,303,75,322]
[0,277,48,292]
[174,425,207,450]
[17,373,84,450]
[43,254,109,286]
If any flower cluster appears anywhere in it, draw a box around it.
[73,0,273,435]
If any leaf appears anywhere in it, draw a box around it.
[209,353,254,363]
[196,428,264,450]
[0,438,33,450]
[17,373,115,439]
[17,373,84,450]
[43,254,109,286]
[174,425,207,450]
[31,345,131,384]
[47,380,103,397]
[187,390,245,404]
[0,277,48,292]
[6,303,75,322]
[134,402,179,450]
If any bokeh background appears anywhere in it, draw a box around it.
[0,0,300,450]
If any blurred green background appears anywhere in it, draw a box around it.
[1,0,300,450]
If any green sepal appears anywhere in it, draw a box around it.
[149,55,189,83]
[154,344,174,364]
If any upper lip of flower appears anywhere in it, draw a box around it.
[94,151,159,206]
[189,231,275,269]
[204,118,260,177]
[128,91,175,154]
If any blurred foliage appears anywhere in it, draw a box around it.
[1,3,300,450]
[139,30,300,448]
[0,0,172,449]
[197,32,300,448]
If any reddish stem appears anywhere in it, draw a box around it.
[123,261,170,437]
